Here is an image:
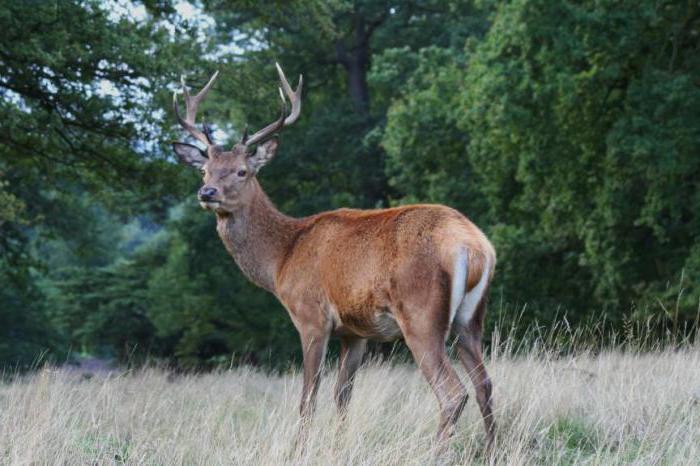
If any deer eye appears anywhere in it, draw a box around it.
[237,169,247,178]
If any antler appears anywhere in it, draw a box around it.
[244,63,303,147]
[173,71,219,147]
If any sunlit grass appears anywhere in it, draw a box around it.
[1,338,699,465]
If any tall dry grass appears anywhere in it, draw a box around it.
[1,339,699,465]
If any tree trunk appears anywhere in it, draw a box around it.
[335,13,382,117]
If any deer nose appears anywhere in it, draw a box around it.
[198,186,218,201]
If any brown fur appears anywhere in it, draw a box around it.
[211,179,494,341]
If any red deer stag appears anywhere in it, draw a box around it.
[171,64,496,450]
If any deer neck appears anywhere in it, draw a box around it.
[215,179,299,294]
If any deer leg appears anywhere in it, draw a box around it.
[294,329,329,451]
[455,322,495,450]
[403,331,468,447]
[334,336,367,419]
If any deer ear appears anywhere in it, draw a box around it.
[248,138,279,173]
[172,142,207,169]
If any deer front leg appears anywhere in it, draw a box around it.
[295,327,329,451]
[334,337,367,419]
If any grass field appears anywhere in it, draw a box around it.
[1,341,699,465]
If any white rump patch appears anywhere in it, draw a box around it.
[455,255,491,326]
[448,249,469,327]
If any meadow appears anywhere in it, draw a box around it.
[2,337,698,465]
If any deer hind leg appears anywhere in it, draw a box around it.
[396,278,468,448]
[334,336,367,419]
[454,298,495,450]
[404,330,468,447]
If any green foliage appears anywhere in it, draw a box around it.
[2,0,699,369]
[378,46,481,210]
[543,417,600,465]
[0,0,200,369]
[0,179,25,225]
[49,259,154,360]
[384,0,700,329]
[0,259,61,370]
[466,0,699,323]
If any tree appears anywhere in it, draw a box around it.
[0,0,204,368]
[385,0,700,328]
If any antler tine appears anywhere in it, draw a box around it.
[245,99,287,147]
[173,71,219,146]
[276,62,303,126]
[240,124,249,145]
[244,63,303,147]
[183,71,219,125]
[173,93,209,146]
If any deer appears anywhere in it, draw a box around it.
[171,63,497,452]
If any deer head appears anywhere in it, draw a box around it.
[172,63,302,214]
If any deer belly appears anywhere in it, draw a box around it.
[330,303,402,341]
[371,311,402,341]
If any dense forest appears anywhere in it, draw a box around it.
[1,0,699,369]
